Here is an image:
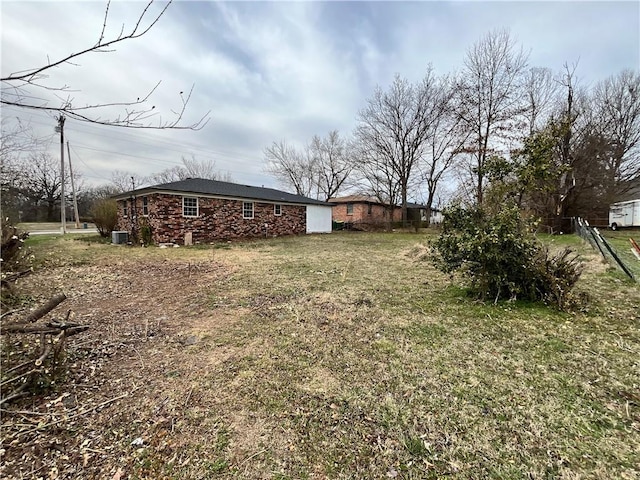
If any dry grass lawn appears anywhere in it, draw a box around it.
[1,231,639,479]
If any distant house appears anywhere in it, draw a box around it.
[112,178,333,245]
[329,196,441,229]
[329,196,401,228]
[404,203,444,226]
[429,208,444,225]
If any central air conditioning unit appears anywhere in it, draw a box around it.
[112,231,129,244]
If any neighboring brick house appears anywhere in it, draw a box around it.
[112,178,333,245]
[329,196,402,228]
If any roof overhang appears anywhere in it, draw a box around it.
[112,188,334,207]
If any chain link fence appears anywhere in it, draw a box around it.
[573,217,637,282]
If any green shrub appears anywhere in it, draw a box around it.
[90,198,118,238]
[430,204,583,309]
[139,219,153,245]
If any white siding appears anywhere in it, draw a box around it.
[306,205,332,233]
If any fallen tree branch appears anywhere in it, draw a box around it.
[2,358,35,376]
[1,268,33,284]
[0,294,90,406]
[0,308,24,321]
[7,391,133,440]
[0,383,28,406]
[35,331,64,367]
[0,369,37,388]
[20,293,67,325]
[1,323,89,336]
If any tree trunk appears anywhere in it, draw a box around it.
[425,189,436,229]
[401,188,408,228]
[46,198,56,222]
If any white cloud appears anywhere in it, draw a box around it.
[1,0,638,190]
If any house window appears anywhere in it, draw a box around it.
[183,197,198,217]
[123,200,128,217]
[243,202,254,219]
[274,204,282,216]
[346,203,354,215]
[142,196,149,216]
[368,203,372,215]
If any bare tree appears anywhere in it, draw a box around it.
[546,62,585,227]
[456,28,529,205]
[264,140,316,197]
[151,155,233,183]
[419,74,470,225]
[522,67,558,135]
[355,70,441,225]
[1,0,208,130]
[1,118,41,164]
[110,170,147,193]
[592,69,640,195]
[308,131,353,201]
[350,139,401,226]
[21,153,70,221]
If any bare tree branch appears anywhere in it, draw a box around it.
[264,140,316,198]
[308,131,353,201]
[1,0,209,130]
[151,155,233,183]
[456,28,529,205]
[355,68,443,225]
[2,1,170,84]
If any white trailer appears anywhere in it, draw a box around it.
[609,199,640,230]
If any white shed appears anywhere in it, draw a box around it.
[306,205,333,233]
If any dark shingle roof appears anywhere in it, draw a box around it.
[113,178,331,206]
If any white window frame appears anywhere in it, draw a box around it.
[274,204,282,216]
[123,200,128,218]
[142,196,149,216]
[243,201,254,219]
[183,196,199,217]
[346,203,354,215]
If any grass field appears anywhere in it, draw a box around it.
[2,231,639,479]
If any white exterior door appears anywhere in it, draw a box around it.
[306,205,332,233]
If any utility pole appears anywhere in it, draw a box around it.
[67,142,81,228]
[56,115,66,234]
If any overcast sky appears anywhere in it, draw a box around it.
[1,0,639,192]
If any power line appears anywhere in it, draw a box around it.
[3,106,270,180]
[68,144,106,179]
[3,104,264,164]
[69,143,263,178]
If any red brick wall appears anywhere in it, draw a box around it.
[116,194,306,244]
[332,202,401,224]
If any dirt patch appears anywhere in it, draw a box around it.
[1,257,238,479]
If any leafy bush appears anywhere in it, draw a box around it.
[90,198,118,238]
[430,204,583,309]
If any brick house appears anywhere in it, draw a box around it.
[329,196,435,229]
[329,195,402,228]
[112,178,333,245]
